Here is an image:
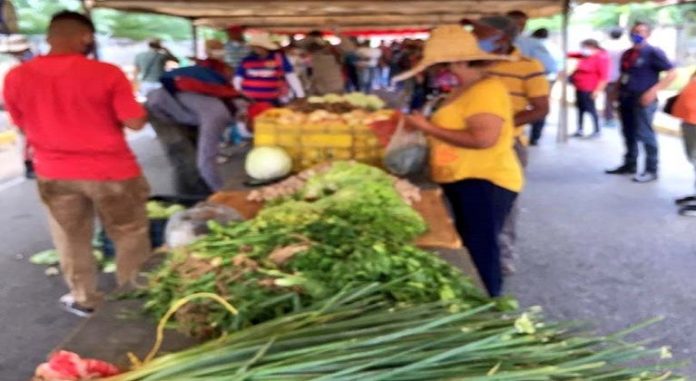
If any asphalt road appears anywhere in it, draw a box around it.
[1,123,695,379]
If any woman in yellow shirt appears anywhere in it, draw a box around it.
[395,25,523,297]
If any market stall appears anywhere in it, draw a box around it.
[29,1,685,380]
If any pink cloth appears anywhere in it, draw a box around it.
[569,50,610,92]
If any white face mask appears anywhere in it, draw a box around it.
[581,47,593,57]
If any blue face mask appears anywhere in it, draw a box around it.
[478,35,501,53]
[630,33,645,45]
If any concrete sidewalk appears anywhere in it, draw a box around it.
[508,122,696,375]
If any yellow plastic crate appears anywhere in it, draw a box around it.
[253,108,392,170]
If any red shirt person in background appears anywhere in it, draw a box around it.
[3,11,151,317]
[568,39,610,138]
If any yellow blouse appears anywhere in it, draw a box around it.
[429,77,524,192]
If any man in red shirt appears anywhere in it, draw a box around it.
[3,11,150,317]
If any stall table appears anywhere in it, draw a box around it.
[43,186,481,376]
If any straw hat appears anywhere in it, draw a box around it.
[0,34,30,54]
[248,34,280,51]
[393,25,512,82]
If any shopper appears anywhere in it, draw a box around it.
[467,15,550,274]
[295,30,354,95]
[528,28,559,145]
[224,25,250,70]
[507,11,557,83]
[356,40,381,93]
[134,38,178,96]
[0,34,35,178]
[3,11,150,317]
[395,25,522,297]
[603,27,628,127]
[671,73,696,216]
[568,39,610,138]
[606,21,676,183]
[233,34,305,105]
[151,51,237,192]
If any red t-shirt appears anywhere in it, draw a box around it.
[569,50,610,92]
[3,54,146,180]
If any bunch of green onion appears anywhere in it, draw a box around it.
[108,284,681,381]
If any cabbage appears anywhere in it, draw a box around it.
[245,147,293,180]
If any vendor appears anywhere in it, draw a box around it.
[395,25,523,297]
[233,34,305,105]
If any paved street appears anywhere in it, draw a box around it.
[1,119,695,379]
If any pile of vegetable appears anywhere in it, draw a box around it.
[290,92,385,113]
[145,200,186,219]
[111,284,681,381]
[140,162,489,337]
[244,146,294,181]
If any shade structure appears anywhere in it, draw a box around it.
[91,0,658,31]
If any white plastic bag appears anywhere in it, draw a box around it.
[165,202,243,248]
[383,117,428,176]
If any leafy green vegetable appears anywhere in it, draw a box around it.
[146,201,186,219]
[112,284,683,381]
[140,162,486,337]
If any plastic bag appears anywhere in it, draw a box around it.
[383,117,428,176]
[165,202,243,248]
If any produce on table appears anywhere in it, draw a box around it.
[301,92,386,111]
[35,350,120,381]
[254,106,393,170]
[244,146,293,181]
[109,284,682,381]
[146,201,186,220]
[139,162,488,337]
[247,161,421,205]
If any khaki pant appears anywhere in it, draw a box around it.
[37,176,151,308]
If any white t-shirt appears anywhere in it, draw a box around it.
[357,47,381,68]
[603,39,631,83]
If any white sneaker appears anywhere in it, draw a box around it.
[59,293,94,318]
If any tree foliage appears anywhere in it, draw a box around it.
[14,0,193,41]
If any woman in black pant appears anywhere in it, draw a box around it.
[569,39,610,138]
[395,25,523,297]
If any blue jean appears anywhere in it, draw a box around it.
[442,179,517,297]
[146,89,232,191]
[619,94,659,172]
[576,90,600,133]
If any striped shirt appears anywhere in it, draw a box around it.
[235,52,293,103]
[487,48,549,135]
[224,40,251,69]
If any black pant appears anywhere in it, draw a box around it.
[576,89,599,133]
[530,118,546,145]
[529,80,554,145]
[442,179,517,297]
[619,93,659,172]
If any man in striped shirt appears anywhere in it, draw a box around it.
[233,34,305,105]
[469,15,550,275]
[224,25,250,70]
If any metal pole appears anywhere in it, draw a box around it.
[557,0,571,143]
[191,19,199,58]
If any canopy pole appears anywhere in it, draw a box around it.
[191,19,199,58]
[557,0,571,143]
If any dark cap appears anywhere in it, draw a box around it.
[478,16,520,40]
